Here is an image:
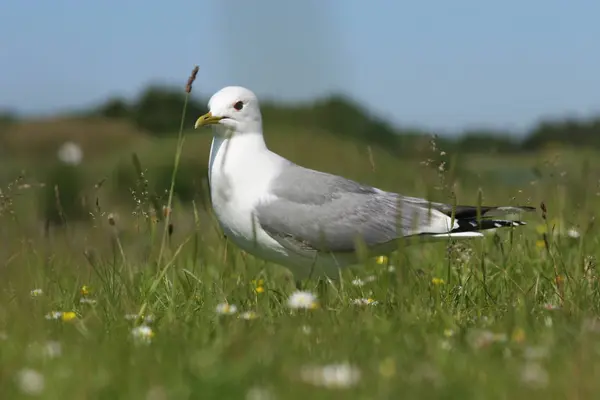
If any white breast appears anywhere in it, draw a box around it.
[208,133,289,259]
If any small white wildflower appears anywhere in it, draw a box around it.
[287,291,318,310]
[79,298,97,305]
[45,311,62,320]
[351,298,378,306]
[351,278,365,287]
[567,228,581,239]
[57,141,83,165]
[301,325,312,335]
[215,303,238,315]
[520,362,549,389]
[16,368,45,395]
[351,275,376,286]
[300,363,361,389]
[387,265,396,273]
[30,288,43,297]
[239,311,258,320]
[131,325,154,344]
[44,341,62,359]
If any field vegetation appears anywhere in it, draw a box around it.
[1,80,600,399]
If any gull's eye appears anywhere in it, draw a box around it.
[233,101,244,111]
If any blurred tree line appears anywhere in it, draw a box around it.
[93,86,600,156]
[1,85,600,156]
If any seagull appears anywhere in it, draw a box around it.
[194,86,535,281]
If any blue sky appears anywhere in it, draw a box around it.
[1,0,599,134]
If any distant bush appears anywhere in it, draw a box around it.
[522,118,600,150]
[86,83,600,155]
[131,86,206,136]
[98,98,130,119]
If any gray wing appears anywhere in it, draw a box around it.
[255,163,451,256]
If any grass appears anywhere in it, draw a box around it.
[2,94,600,399]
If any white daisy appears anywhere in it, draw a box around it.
[215,303,238,315]
[287,291,318,310]
[16,368,45,395]
[567,228,581,239]
[30,288,43,297]
[239,311,258,320]
[45,311,62,320]
[131,325,154,344]
[300,363,361,389]
[351,298,378,306]
[57,141,83,165]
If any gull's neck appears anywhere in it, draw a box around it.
[208,130,272,183]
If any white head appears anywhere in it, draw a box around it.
[194,86,263,136]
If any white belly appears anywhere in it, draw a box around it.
[208,136,290,263]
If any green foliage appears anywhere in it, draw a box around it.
[85,83,600,156]
[453,131,523,154]
[522,118,600,150]
[98,98,130,119]
[131,86,206,136]
[3,80,600,397]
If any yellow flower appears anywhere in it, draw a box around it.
[61,312,77,322]
[431,277,445,285]
[375,255,388,265]
[512,327,526,343]
[535,240,546,249]
[252,279,265,293]
[80,285,90,296]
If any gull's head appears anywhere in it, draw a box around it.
[194,86,262,136]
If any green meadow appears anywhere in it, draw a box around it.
[1,92,600,399]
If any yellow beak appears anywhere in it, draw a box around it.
[194,112,224,129]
